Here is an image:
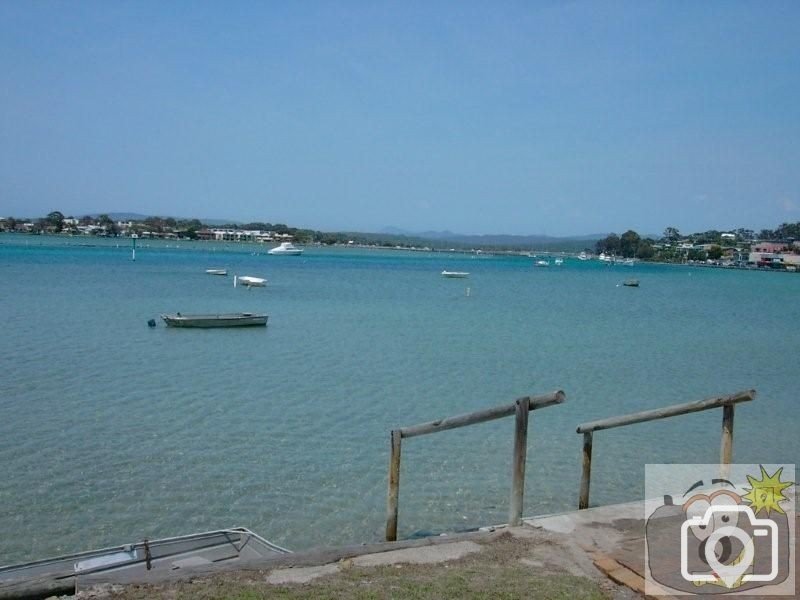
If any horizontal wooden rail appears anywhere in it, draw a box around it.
[576,389,755,434]
[400,390,565,439]
[386,390,566,542]
[577,389,755,510]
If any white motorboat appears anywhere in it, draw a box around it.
[205,269,227,276]
[441,270,469,278]
[268,242,303,255]
[578,252,589,261]
[554,258,564,266]
[535,260,550,267]
[161,313,268,327]
[235,275,267,288]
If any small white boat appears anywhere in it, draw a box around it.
[268,242,303,255]
[554,258,564,266]
[205,269,227,276]
[578,252,589,261]
[623,279,640,287]
[161,313,268,327]
[535,260,550,267]
[235,275,267,288]
[441,270,469,278]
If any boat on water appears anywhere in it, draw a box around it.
[235,275,267,288]
[161,313,268,327]
[578,252,589,261]
[598,252,614,263]
[0,528,289,596]
[205,269,227,276]
[535,260,550,267]
[441,270,469,278]
[554,258,564,266]
[268,242,303,256]
[623,279,640,287]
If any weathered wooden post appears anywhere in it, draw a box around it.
[578,431,593,510]
[719,403,735,480]
[720,404,734,464]
[386,429,402,542]
[509,396,530,527]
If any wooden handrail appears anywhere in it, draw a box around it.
[577,389,756,510]
[400,391,565,439]
[576,389,755,433]
[386,390,566,542]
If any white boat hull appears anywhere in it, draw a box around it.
[441,270,469,278]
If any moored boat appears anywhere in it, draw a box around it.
[268,242,303,255]
[441,270,469,278]
[205,269,227,276]
[161,313,268,327]
[535,260,550,267]
[235,275,267,288]
[623,279,640,287]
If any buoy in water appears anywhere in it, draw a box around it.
[147,319,157,328]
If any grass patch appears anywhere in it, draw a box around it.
[112,534,610,600]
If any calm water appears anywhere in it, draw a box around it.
[1,234,798,563]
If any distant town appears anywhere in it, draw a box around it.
[2,211,799,271]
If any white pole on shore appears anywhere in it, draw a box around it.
[131,234,138,261]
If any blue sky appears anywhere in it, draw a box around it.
[1,2,798,236]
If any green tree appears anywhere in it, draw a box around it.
[595,233,620,255]
[46,210,65,232]
[636,241,655,260]
[4,217,17,231]
[687,248,707,261]
[707,245,723,260]
[663,227,681,242]
[97,214,119,236]
[619,230,641,258]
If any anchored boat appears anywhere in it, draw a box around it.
[235,275,267,288]
[268,242,303,255]
[441,270,469,278]
[161,313,268,328]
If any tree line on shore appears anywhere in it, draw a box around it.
[595,224,800,263]
[3,211,800,257]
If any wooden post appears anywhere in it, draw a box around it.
[579,431,593,509]
[720,403,735,467]
[386,430,402,541]
[509,397,530,527]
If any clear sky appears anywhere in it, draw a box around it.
[1,2,798,236]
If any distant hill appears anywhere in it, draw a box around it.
[378,227,605,250]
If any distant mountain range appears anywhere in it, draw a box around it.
[378,226,606,247]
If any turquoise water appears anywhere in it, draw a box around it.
[1,234,799,563]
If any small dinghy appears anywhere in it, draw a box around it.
[205,269,228,276]
[441,270,470,278]
[623,279,640,287]
[235,275,267,288]
[161,313,268,328]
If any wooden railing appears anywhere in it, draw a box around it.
[385,390,566,542]
[575,389,756,510]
